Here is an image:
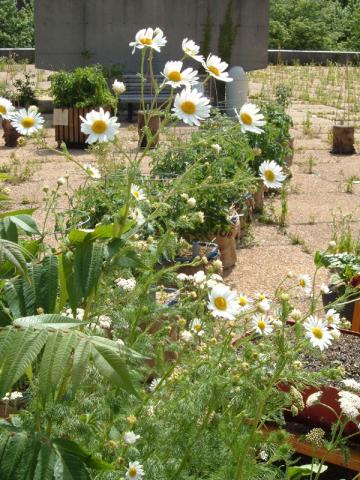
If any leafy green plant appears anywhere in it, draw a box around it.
[49,65,116,109]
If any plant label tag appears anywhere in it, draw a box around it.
[53,109,68,126]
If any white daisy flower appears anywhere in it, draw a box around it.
[80,108,120,144]
[325,308,340,328]
[162,60,199,88]
[235,103,266,134]
[343,379,360,392]
[297,274,313,295]
[202,54,233,82]
[11,108,44,136]
[83,163,101,179]
[131,184,146,201]
[130,208,145,226]
[190,318,205,336]
[112,79,126,95]
[129,27,167,54]
[338,390,360,420]
[238,293,253,312]
[306,391,322,407]
[172,87,210,126]
[0,97,15,119]
[149,378,161,392]
[252,314,273,335]
[208,284,240,320]
[123,431,140,445]
[258,299,271,314]
[182,38,204,63]
[206,273,223,288]
[304,316,332,351]
[259,161,286,189]
[126,461,144,480]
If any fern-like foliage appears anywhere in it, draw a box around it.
[0,429,113,480]
[0,316,138,401]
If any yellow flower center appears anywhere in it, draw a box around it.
[140,37,153,45]
[208,66,220,76]
[239,296,248,306]
[133,190,139,198]
[181,101,196,115]
[214,296,227,311]
[264,170,275,182]
[194,324,202,332]
[21,117,35,129]
[128,467,138,477]
[299,279,306,288]
[91,119,107,134]
[0,106,6,115]
[240,112,253,125]
[258,294,266,301]
[258,320,266,331]
[168,71,182,82]
[311,327,324,340]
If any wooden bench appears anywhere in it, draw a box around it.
[120,74,172,122]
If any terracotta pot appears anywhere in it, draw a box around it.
[137,110,160,148]
[216,229,237,269]
[2,119,20,147]
[159,242,220,276]
[253,181,265,212]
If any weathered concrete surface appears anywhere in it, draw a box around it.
[34,0,269,72]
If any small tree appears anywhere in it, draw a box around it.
[0,0,34,48]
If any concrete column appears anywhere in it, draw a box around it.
[226,66,248,117]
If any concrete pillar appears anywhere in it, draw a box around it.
[226,66,248,118]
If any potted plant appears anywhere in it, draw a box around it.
[0,97,20,147]
[316,251,360,329]
[49,65,116,148]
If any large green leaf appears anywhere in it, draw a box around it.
[13,314,84,329]
[0,328,48,397]
[53,438,113,470]
[0,239,30,278]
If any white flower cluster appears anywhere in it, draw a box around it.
[338,390,360,420]
[64,308,85,321]
[115,277,137,292]
[2,391,23,402]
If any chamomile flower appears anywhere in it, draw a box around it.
[131,184,146,201]
[238,293,253,312]
[203,54,233,82]
[130,208,145,226]
[172,87,210,126]
[235,103,266,134]
[162,61,199,88]
[129,27,167,54]
[259,160,286,189]
[0,97,15,119]
[2,391,23,401]
[112,79,126,95]
[11,108,44,135]
[325,308,340,328]
[304,316,332,351]
[208,284,240,320]
[182,38,204,63]
[149,378,161,392]
[126,461,144,480]
[80,108,119,144]
[252,314,274,335]
[190,318,205,336]
[123,431,140,445]
[258,299,271,314]
[298,274,312,295]
[83,163,101,179]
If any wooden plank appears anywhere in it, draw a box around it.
[353,302,360,333]
[73,107,79,144]
[68,107,74,143]
[263,424,360,473]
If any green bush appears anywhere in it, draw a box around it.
[49,65,116,109]
[0,0,34,48]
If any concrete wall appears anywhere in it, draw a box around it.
[35,0,269,72]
